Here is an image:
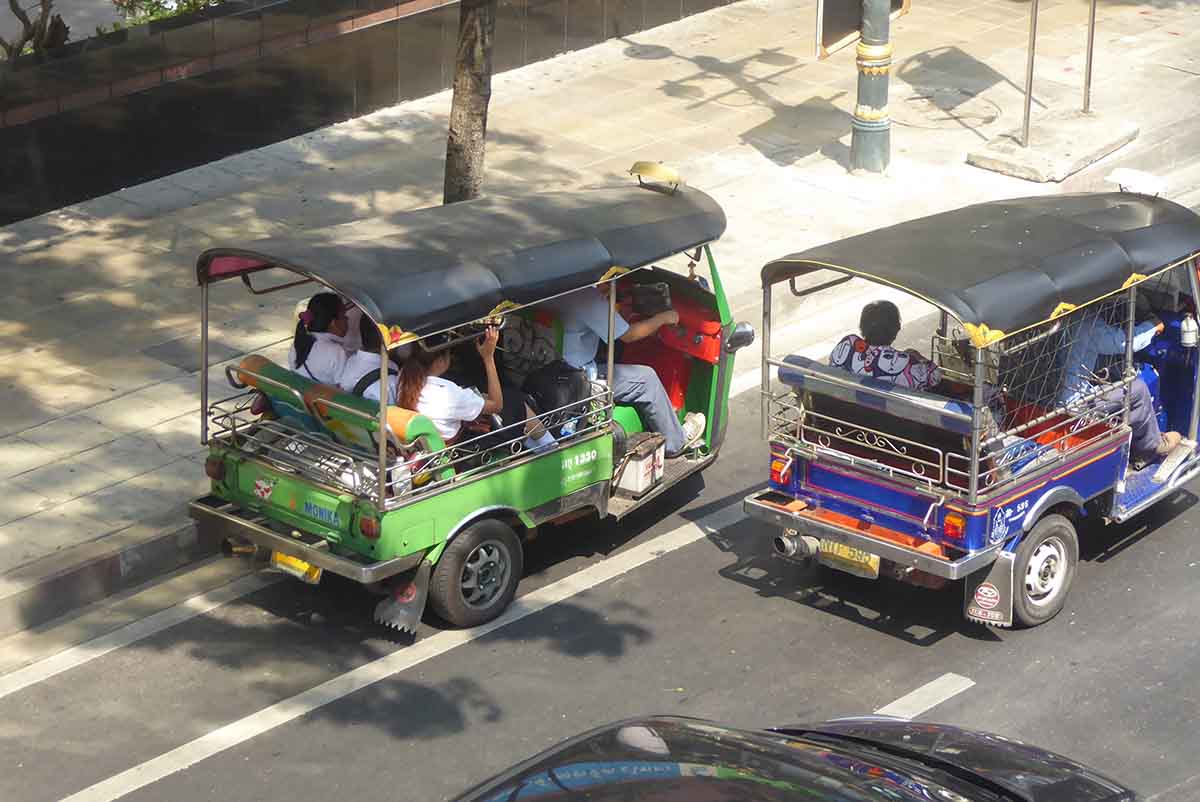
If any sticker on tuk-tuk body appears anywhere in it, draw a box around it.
[988,497,1030,545]
[254,478,277,501]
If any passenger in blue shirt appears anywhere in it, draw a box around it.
[1059,312,1180,464]
[552,285,705,457]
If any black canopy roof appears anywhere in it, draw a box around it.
[197,183,725,338]
[763,193,1200,342]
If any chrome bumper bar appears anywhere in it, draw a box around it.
[189,495,423,584]
[743,491,1000,580]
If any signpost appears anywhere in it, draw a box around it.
[817,0,910,172]
[815,0,909,60]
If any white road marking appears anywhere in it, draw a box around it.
[61,503,746,802]
[873,673,976,719]
[0,573,280,702]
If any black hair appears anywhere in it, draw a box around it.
[293,293,342,371]
[860,300,902,346]
[359,313,383,352]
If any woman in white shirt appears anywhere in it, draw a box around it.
[289,293,352,385]
[340,315,403,403]
[397,329,555,451]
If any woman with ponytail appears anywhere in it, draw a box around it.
[289,292,352,385]
[399,328,556,451]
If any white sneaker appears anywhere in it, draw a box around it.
[680,412,706,448]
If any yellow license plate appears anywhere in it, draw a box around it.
[270,550,323,584]
[817,540,881,579]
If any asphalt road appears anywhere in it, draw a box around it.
[4,369,1200,802]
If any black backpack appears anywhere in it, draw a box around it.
[522,360,590,437]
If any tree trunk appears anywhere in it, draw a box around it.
[443,0,496,205]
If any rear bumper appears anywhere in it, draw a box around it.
[743,490,999,581]
[189,495,424,584]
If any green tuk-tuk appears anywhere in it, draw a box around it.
[190,165,754,632]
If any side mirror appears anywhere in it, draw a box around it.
[725,321,755,352]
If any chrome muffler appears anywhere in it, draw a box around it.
[772,529,819,560]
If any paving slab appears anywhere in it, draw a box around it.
[967,109,1140,182]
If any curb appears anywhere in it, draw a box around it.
[0,519,221,638]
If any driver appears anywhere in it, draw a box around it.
[1059,310,1181,464]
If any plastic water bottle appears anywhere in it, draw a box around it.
[1181,313,1198,348]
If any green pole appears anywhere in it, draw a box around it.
[849,0,892,172]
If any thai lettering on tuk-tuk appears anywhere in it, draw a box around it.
[746,190,1200,628]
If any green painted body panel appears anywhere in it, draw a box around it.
[209,433,613,566]
[612,405,645,435]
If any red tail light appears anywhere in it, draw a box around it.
[204,456,226,482]
[359,514,380,540]
[770,453,793,486]
[942,511,966,541]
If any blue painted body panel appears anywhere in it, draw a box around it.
[767,441,1129,555]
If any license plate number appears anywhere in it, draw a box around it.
[817,539,880,579]
[270,550,322,584]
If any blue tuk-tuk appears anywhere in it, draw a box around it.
[745,192,1200,627]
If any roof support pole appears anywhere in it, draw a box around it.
[849,0,892,172]
[1021,0,1040,147]
[200,282,209,446]
[968,347,985,505]
[606,280,617,403]
[762,283,772,441]
[378,340,390,512]
[1124,287,1136,431]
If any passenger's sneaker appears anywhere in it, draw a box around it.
[680,412,706,449]
[1156,431,1183,456]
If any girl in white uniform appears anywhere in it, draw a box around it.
[289,293,352,385]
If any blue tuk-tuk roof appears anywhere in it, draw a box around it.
[762,193,1200,344]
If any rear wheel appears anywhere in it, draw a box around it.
[1013,514,1078,628]
[429,519,523,628]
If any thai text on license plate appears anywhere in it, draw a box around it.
[817,540,880,579]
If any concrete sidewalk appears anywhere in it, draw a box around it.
[1,0,1198,635]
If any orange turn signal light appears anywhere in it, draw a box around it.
[943,511,966,541]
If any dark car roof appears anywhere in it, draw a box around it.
[196,183,725,341]
[452,716,1134,802]
[762,193,1200,345]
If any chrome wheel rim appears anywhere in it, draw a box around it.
[460,539,511,609]
[1025,536,1068,608]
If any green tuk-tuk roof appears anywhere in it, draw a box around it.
[196,182,726,342]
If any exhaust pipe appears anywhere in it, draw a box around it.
[773,530,819,559]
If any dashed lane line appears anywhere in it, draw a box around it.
[873,673,976,719]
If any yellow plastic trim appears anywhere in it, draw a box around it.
[962,322,1007,348]
[1121,272,1149,289]
[630,161,683,188]
[1050,301,1077,318]
[487,300,521,317]
[599,266,630,284]
[380,324,418,348]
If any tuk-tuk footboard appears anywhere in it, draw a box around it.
[743,490,1001,580]
[189,495,425,584]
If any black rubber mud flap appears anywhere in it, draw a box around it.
[964,551,1015,627]
[374,560,432,634]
